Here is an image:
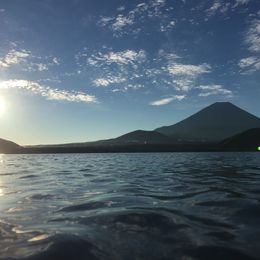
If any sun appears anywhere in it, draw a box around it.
[0,97,6,116]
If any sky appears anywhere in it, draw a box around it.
[0,0,259,145]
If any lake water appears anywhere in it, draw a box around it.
[0,153,260,260]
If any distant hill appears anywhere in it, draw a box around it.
[108,130,173,144]
[155,102,260,143]
[30,130,173,148]
[222,128,260,151]
[0,138,22,153]
[17,102,260,153]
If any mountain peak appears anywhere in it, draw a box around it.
[211,101,233,106]
[155,102,260,142]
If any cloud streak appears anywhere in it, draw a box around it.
[197,85,233,97]
[98,0,173,37]
[238,56,260,73]
[93,76,126,87]
[150,95,185,106]
[0,80,97,103]
[87,49,146,67]
[0,49,30,68]
[245,18,260,53]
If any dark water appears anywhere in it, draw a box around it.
[0,153,260,260]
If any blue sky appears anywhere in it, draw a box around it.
[0,0,259,145]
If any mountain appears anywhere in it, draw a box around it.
[26,130,173,150]
[155,102,260,143]
[109,130,172,144]
[0,138,22,153]
[222,128,260,151]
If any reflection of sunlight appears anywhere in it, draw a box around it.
[0,155,5,196]
[0,154,4,164]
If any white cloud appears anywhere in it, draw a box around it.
[234,0,250,7]
[205,1,231,20]
[37,63,48,71]
[172,79,194,92]
[0,80,96,103]
[88,49,146,66]
[197,85,233,97]
[160,21,176,32]
[245,18,260,53]
[98,16,114,27]
[112,15,134,31]
[0,49,30,68]
[52,57,60,65]
[205,1,222,17]
[117,6,126,12]
[93,76,126,87]
[98,0,168,36]
[168,63,211,76]
[150,95,185,106]
[0,48,60,72]
[238,56,260,73]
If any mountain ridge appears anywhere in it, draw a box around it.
[0,138,22,153]
[155,102,260,142]
[1,102,260,153]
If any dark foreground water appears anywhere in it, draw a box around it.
[0,153,260,260]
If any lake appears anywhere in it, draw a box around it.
[0,153,259,260]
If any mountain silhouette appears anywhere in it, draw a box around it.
[108,130,172,144]
[222,128,260,151]
[0,138,22,153]
[2,102,260,153]
[155,102,260,142]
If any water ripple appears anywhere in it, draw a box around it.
[0,153,259,259]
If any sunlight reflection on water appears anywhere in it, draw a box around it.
[0,154,3,164]
[0,155,4,196]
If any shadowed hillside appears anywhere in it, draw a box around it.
[109,130,173,144]
[0,138,22,153]
[222,128,260,151]
[155,102,260,142]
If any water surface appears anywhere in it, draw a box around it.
[0,153,260,260]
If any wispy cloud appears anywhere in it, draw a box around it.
[150,95,185,106]
[205,1,231,20]
[36,63,49,71]
[245,18,260,53]
[172,79,194,92]
[167,62,211,91]
[93,76,126,87]
[78,46,217,95]
[238,56,260,73]
[197,85,233,97]
[204,0,249,20]
[205,1,222,18]
[87,49,146,67]
[0,49,30,68]
[160,21,176,32]
[111,15,134,31]
[97,0,173,37]
[0,48,60,72]
[234,0,250,7]
[52,57,60,65]
[98,16,114,26]
[167,63,211,76]
[0,80,97,103]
